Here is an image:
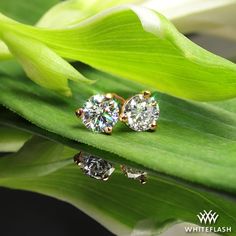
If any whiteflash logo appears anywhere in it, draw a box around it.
[184,210,232,233]
[197,210,219,224]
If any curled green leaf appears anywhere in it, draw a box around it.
[0,40,11,60]
[0,0,61,24]
[0,136,73,178]
[1,6,236,100]
[0,125,31,152]
[0,0,62,60]
[38,0,236,42]
[1,31,92,96]
[37,0,140,28]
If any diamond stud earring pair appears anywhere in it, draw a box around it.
[75,91,160,134]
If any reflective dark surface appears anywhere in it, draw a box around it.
[0,187,114,236]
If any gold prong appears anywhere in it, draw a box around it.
[74,152,83,165]
[105,93,125,104]
[105,93,113,99]
[113,93,126,105]
[120,114,128,122]
[142,90,151,98]
[151,100,157,106]
[150,121,157,130]
[104,126,113,134]
[75,108,83,118]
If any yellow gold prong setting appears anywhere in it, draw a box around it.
[150,121,157,131]
[142,90,151,98]
[151,100,157,106]
[104,126,113,134]
[75,108,84,118]
[105,93,113,99]
[119,113,128,122]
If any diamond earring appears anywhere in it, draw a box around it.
[120,91,160,131]
[75,93,125,134]
[74,152,115,181]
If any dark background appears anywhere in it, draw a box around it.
[0,187,114,236]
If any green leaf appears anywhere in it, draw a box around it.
[0,1,92,96]
[0,136,236,235]
[0,0,61,59]
[0,106,143,170]
[37,0,236,44]
[1,31,91,96]
[0,63,235,193]
[0,136,74,178]
[0,0,60,24]
[0,59,23,77]
[37,0,139,28]
[0,40,11,60]
[1,7,236,100]
[0,125,31,152]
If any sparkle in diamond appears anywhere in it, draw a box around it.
[82,94,120,133]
